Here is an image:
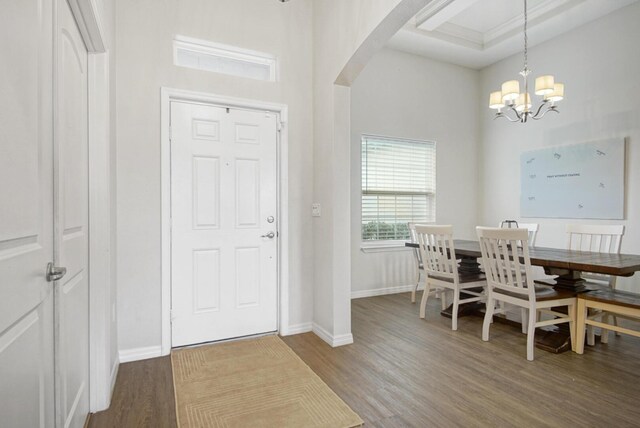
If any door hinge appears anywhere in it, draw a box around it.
[277,121,283,132]
[170,309,176,322]
[169,125,173,141]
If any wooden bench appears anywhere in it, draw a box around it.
[576,289,640,354]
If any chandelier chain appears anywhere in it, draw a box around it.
[523,0,528,70]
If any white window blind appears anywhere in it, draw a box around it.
[361,135,436,241]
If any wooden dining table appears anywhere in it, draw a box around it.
[406,239,640,353]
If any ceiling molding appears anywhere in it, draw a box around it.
[483,0,585,47]
[388,0,639,69]
[428,22,483,50]
[415,0,482,31]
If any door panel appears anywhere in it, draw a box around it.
[171,102,278,347]
[0,0,55,426]
[55,0,90,427]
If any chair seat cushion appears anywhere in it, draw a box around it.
[494,285,575,301]
[429,273,486,283]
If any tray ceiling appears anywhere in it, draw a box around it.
[387,0,638,69]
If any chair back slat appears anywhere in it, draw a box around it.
[567,224,625,287]
[498,221,539,247]
[566,224,624,253]
[408,222,424,266]
[415,225,458,280]
[477,227,534,300]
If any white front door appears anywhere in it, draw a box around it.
[170,101,279,347]
[54,1,90,426]
[0,0,55,426]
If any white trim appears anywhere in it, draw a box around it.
[483,0,581,46]
[312,323,354,348]
[280,322,313,336]
[160,87,289,356]
[351,283,423,299]
[173,35,278,82]
[109,358,119,396]
[332,333,355,347]
[67,0,106,52]
[118,346,163,364]
[87,51,114,413]
[415,0,482,31]
[67,0,114,414]
[360,240,413,253]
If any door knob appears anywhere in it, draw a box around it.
[261,231,275,239]
[46,262,67,282]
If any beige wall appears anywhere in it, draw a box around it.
[115,0,314,351]
[350,48,480,295]
[479,2,640,291]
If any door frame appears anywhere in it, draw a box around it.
[63,0,116,412]
[160,87,289,355]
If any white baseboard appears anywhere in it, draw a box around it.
[351,283,423,299]
[118,345,163,363]
[332,332,354,347]
[280,322,313,336]
[312,323,354,347]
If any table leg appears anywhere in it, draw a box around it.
[534,267,586,291]
[458,255,482,276]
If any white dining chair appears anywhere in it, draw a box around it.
[498,222,539,325]
[477,227,576,361]
[567,224,625,345]
[416,225,486,331]
[498,221,539,247]
[408,222,424,303]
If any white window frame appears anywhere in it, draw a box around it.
[360,134,436,251]
[173,35,278,82]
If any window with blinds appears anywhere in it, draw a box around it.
[361,135,436,241]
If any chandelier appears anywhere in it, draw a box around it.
[488,0,565,122]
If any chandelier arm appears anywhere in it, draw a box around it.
[509,105,523,122]
[495,109,523,122]
[531,107,559,120]
[531,100,550,118]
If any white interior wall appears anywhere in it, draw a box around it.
[115,0,314,354]
[350,48,480,296]
[113,0,640,360]
[311,0,430,345]
[479,2,640,291]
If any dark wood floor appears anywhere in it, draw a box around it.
[90,293,640,427]
[89,354,177,428]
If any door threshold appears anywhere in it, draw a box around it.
[172,330,279,351]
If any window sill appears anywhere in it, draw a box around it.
[360,241,412,253]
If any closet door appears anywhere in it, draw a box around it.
[0,0,55,427]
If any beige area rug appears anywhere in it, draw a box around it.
[171,335,363,428]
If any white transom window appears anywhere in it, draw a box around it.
[361,135,436,242]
